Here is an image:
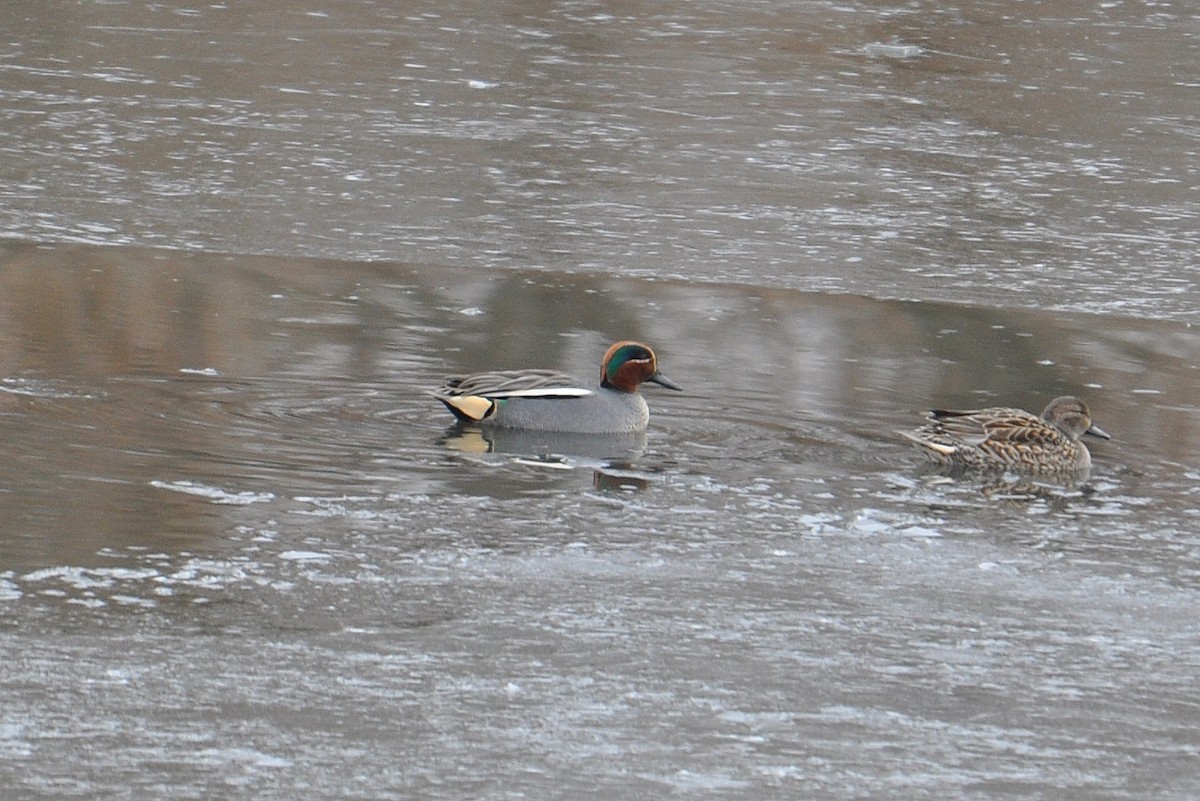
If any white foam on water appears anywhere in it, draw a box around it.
[150,480,275,505]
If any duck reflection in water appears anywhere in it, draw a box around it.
[437,425,653,491]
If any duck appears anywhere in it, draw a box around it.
[432,340,681,433]
[900,395,1110,476]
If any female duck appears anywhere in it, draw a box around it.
[433,340,681,434]
[900,395,1110,476]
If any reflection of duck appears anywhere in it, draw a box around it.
[900,395,1110,477]
[433,341,681,433]
[439,425,648,461]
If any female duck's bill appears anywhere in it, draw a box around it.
[432,340,681,434]
[899,395,1109,478]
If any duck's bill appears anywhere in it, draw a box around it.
[1085,424,1111,440]
[648,372,683,391]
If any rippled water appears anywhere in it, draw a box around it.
[2,1,1200,798]
[1,244,1198,798]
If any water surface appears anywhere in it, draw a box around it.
[2,0,1199,797]
[1,243,1198,799]
[1,0,1197,318]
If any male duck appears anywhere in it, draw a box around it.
[900,395,1110,476]
[433,340,681,434]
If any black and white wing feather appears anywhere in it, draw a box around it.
[433,369,592,422]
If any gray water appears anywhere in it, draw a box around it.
[3,0,1198,318]
[2,2,1200,799]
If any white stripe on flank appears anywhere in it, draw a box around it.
[489,388,592,398]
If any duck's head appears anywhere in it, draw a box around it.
[600,340,682,394]
[1042,395,1110,441]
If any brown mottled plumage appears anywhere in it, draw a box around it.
[900,395,1110,477]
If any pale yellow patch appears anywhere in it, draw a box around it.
[444,394,495,421]
[442,429,490,453]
